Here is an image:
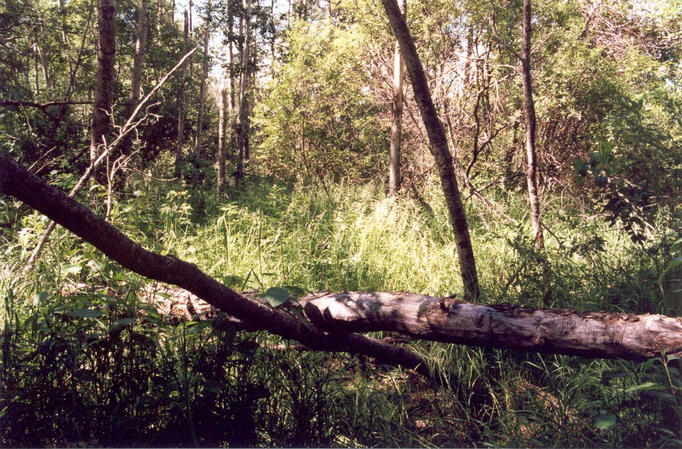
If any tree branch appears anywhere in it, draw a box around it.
[0,154,430,376]
[0,100,92,110]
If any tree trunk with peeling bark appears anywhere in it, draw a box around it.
[381,0,480,300]
[2,154,681,365]
[302,292,682,360]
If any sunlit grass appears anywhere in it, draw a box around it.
[1,176,679,447]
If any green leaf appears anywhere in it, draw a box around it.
[265,287,290,307]
[87,259,104,272]
[283,285,307,297]
[625,381,667,393]
[594,413,617,430]
[671,238,682,253]
[222,275,245,288]
[66,308,103,318]
[61,263,82,275]
[573,159,589,176]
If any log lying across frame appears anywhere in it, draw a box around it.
[302,292,682,360]
[1,154,681,369]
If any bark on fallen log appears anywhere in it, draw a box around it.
[302,292,682,360]
[1,154,682,364]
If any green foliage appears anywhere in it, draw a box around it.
[253,19,385,183]
[3,175,680,446]
[1,0,681,445]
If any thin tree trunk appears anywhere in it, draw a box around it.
[270,0,276,77]
[175,10,189,177]
[156,0,162,32]
[228,3,236,111]
[33,42,40,96]
[194,3,211,162]
[217,82,227,192]
[521,0,543,249]
[381,0,480,299]
[35,41,52,94]
[187,0,195,112]
[129,0,148,117]
[121,0,148,157]
[90,0,116,165]
[189,0,193,34]
[234,0,252,182]
[388,0,405,195]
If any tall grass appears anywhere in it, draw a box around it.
[0,176,680,446]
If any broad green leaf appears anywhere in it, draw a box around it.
[265,287,290,307]
[594,413,617,430]
[66,308,103,318]
[61,263,82,275]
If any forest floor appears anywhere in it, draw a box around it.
[1,177,680,447]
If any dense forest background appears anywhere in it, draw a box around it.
[0,0,681,446]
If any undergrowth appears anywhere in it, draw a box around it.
[0,175,680,447]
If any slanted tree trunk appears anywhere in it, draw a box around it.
[381,0,480,299]
[194,2,211,162]
[388,0,406,195]
[216,82,228,192]
[174,10,189,177]
[234,0,252,183]
[2,154,681,364]
[0,154,429,376]
[90,0,116,165]
[521,0,543,249]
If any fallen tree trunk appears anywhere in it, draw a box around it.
[302,292,682,361]
[1,154,681,365]
[0,154,430,375]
